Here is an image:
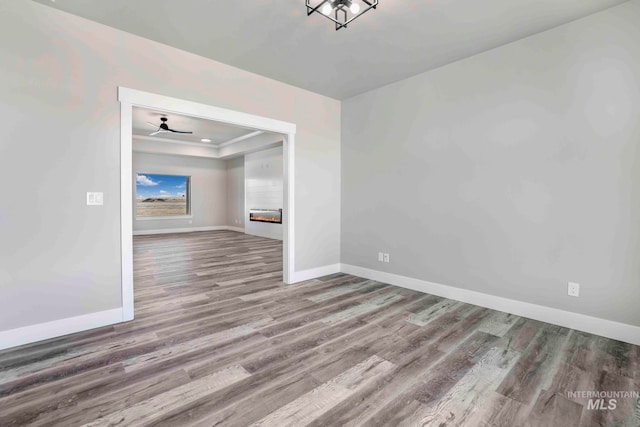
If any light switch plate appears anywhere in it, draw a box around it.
[87,192,104,206]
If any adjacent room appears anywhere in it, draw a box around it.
[130,107,288,325]
[0,1,639,426]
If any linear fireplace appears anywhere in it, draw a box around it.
[249,208,282,224]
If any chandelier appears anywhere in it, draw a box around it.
[306,0,379,30]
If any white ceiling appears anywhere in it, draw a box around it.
[34,0,629,99]
[132,107,261,146]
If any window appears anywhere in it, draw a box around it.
[135,173,191,218]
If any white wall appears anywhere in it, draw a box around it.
[341,1,640,327]
[0,1,340,332]
[133,152,226,233]
[226,157,245,230]
[245,147,283,240]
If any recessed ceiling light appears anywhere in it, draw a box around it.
[201,138,212,143]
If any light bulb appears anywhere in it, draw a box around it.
[350,2,360,14]
[321,3,332,15]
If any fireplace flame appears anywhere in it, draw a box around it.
[251,215,280,223]
[249,209,282,224]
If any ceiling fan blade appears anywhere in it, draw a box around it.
[146,122,159,129]
[168,129,193,134]
[149,131,163,136]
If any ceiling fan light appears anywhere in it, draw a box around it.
[350,3,360,14]
[321,3,332,15]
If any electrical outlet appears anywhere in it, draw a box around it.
[378,252,384,262]
[383,253,390,263]
[568,282,580,297]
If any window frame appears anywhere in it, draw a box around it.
[134,173,192,220]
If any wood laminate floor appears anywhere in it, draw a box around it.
[1,231,639,426]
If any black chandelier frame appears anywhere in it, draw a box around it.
[306,0,379,31]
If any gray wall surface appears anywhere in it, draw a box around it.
[226,157,245,229]
[341,1,640,326]
[245,147,284,240]
[133,153,227,232]
[0,1,340,331]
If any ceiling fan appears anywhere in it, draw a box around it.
[146,117,193,136]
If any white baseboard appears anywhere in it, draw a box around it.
[0,308,124,351]
[133,226,230,236]
[341,264,640,346]
[226,227,245,233]
[291,263,342,283]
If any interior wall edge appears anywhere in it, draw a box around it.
[0,308,124,351]
[341,264,640,346]
[226,227,246,233]
[290,263,342,284]
[132,226,244,236]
